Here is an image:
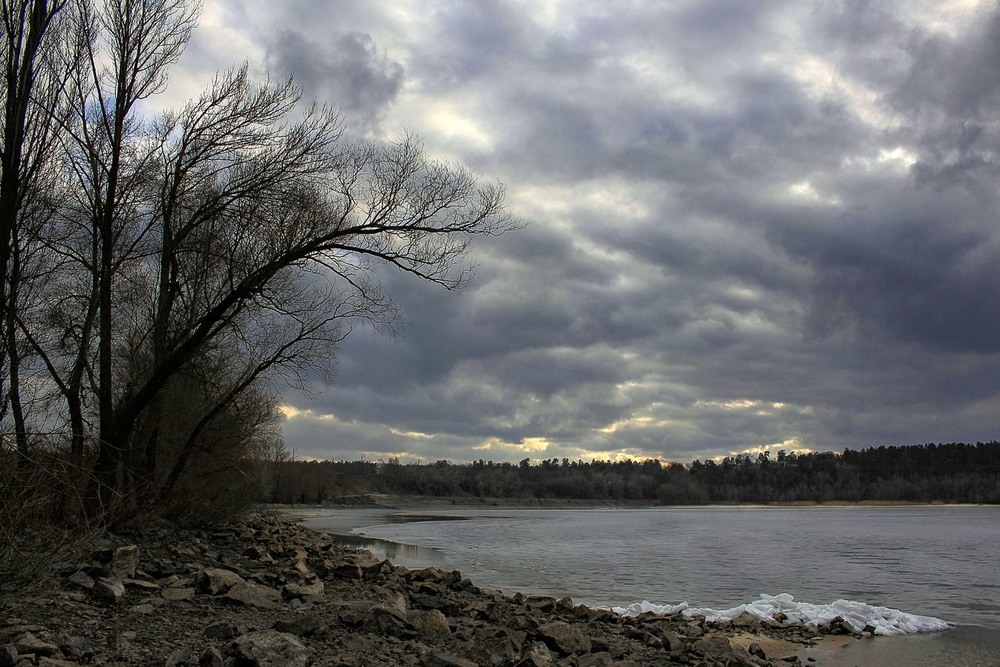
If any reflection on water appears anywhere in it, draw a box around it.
[320,532,448,570]
[300,510,474,570]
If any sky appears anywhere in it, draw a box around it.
[164,0,1000,464]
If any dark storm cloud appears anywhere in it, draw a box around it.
[265,29,404,128]
[194,0,1000,463]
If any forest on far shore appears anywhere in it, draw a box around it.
[263,441,1000,506]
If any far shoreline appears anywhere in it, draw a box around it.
[269,493,998,513]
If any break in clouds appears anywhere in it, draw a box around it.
[176,1,1000,463]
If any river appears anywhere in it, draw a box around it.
[299,505,1000,666]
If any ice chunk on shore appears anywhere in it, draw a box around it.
[612,593,950,636]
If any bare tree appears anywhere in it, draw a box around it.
[2,0,517,523]
[0,0,77,451]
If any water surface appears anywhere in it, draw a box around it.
[302,506,1000,666]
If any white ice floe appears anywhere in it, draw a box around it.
[611,593,951,636]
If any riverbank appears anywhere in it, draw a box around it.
[273,494,990,511]
[0,512,859,666]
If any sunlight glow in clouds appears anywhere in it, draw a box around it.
[179,0,1000,464]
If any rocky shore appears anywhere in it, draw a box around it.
[0,513,855,666]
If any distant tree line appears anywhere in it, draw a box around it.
[264,442,1000,505]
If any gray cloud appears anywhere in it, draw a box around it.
[191,0,1000,464]
[265,29,403,130]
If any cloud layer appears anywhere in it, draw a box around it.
[174,0,1000,463]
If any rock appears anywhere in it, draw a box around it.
[340,634,375,653]
[691,636,756,666]
[14,633,58,657]
[576,653,613,667]
[460,629,522,666]
[684,621,704,637]
[161,587,195,601]
[406,609,450,640]
[165,647,198,666]
[36,657,79,667]
[0,644,18,667]
[224,582,283,610]
[204,621,241,640]
[231,630,312,667]
[282,579,324,602]
[330,563,363,580]
[518,641,555,666]
[200,646,224,667]
[658,628,684,653]
[244,545,274,562]
[66,571,95,590]
[165,646,224,667]
[363,606,416,639]
[196,568,246,595]
[109,545,139,579]
[124,578,160,592]
[526,596,557,612]
[692,636,730,654]
[57,636,94,661]
[273,615,322,637]
[421,653,478,667]
[536,621,592,655]
[90,576,126,604]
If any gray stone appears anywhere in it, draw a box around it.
[420,653,478,667]
[124,578,160,592]
[273,615,322,637]
[0,644,18,667]
[90,576,126,604]
[67,571,95,590]
[199,646,224,667]
[224,582,283,610]
[340,634,375,653]
[576,653,613,667]
[330,563,362,579]
[204,621,240,640]
[109,545,139,579]
[363,606,415,638]
[14,633,58,657]
[536,621,592,655]
[406,609,451,640]
[730,611,760,628]
[526,596,557,612]
[196,568,246,595]
[659,628,684,653]
[520,641,555,666]
[243,545,273,562]
[57,635,94,661]
[281,579,324,602]
[165,647,197,666]
[36,658,79,667]
[161,587,195,601]
[231,630,312,667]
